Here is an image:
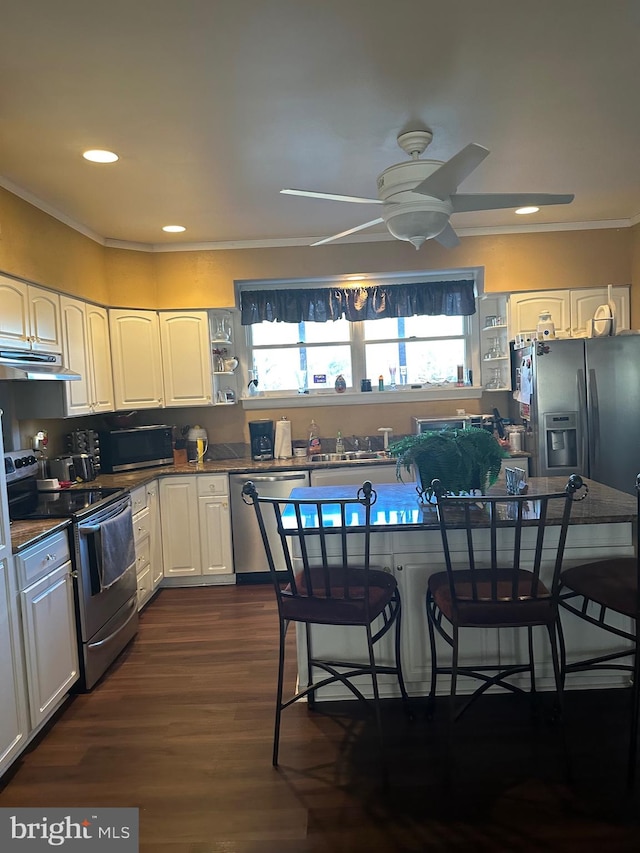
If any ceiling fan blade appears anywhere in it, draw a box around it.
[413,143,490,200]
[310,217,385,246]
[451,192,575,213]
[434,222,460,248]
[281,188,382,205]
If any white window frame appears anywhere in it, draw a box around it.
[234,268,484,410]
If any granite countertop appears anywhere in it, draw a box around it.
[286,477,637,530]
[11,518,71,553]
[7,449,534,552]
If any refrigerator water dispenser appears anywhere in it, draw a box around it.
[544,413,577,469]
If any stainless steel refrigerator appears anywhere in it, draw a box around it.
[511,336,640,495]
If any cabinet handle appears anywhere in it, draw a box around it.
[396,565,403,571]
[46,553,57,561]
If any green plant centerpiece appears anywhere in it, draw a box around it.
[390,427,508,502]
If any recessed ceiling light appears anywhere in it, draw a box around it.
[162,225,186,233]
[82,149,119,163]
[515,206,540,215]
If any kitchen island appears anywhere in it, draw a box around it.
[286,477,636,700]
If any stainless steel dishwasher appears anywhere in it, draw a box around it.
[230,471,310,582]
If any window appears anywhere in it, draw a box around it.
[250,314,472,393]
[251,318,352,392]
[241,271,480,394]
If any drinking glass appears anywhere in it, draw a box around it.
[388,366,397,390]
[399,366,408,385]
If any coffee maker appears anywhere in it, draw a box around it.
[249,419,274,461]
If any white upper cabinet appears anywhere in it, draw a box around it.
[86,304,115,412]
[109,309,164,410]
[508,286,630,340]
[0,276,62,353]
[60,296,92,416]
[159,312,213,407]
[508,291,571,340]
[570,285,630,336]
[60,298,115,416]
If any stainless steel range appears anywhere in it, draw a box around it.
[5,449,138,690]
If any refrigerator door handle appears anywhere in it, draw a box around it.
[587,367,599,474]
[577,368,589,475]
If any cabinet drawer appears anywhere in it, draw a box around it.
[16,531,71,589]
[135,536,151,573]
[130,485,147,515]
[133,506,151,542]
[196,474,228,497]
[136,564,153,610]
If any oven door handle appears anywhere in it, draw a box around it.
[86,595,137,650]
[78,500,132,535]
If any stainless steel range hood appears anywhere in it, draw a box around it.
[0,349,81,381]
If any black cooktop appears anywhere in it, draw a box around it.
[9,486,126,521]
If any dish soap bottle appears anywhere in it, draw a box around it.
[335,430,345,454]
[307,419,322,456]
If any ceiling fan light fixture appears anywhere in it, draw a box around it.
[383,205,449,250]
[515,206,539,215]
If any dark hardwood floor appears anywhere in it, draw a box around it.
[2,585,640,852]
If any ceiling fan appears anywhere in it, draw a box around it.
[281,130,574,250]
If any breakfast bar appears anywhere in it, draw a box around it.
[287,477,637,701]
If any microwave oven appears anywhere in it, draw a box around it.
[99,425,174,473]
[413,415,494,434]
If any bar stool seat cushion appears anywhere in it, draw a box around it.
[561,557,637,618]
[428,568,554,627]
[283,566,397,625]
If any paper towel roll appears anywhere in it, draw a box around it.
[274,418,292,458]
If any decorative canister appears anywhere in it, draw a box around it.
[334,374,347,393]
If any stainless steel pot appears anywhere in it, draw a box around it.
[70,453,96,482]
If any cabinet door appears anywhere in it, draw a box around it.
[0,557,28,774]
[109,309,164,409]
[146,481,163,588]
[159,312,213,407]
[21,562,79,728]
[86,304,115,412]
[198,494,233,575]
[60,296,92,416]
[0,275,30,349]
[508,291,571,340]
[159,477,201,576]
[570,285,630,335]
[28,286,62,353]
[393,554,499,689]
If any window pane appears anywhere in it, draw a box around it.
[364,315,463,340]
[251,321,302,346]
[304,318,350,343]
[365,339,465,385]
[253,345,352,392]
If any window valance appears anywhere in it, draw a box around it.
[240,279,476,325]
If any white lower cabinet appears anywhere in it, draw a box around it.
[131,483,161,609]
[146,481,163,589]
[198,477,233,575]
[0,556,28,777]
[16,531,79,729]
[160,475,234,582]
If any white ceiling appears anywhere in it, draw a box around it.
[1,0,639,250]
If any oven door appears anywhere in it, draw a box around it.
[73,496,138,644]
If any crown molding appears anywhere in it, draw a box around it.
[0,176,636,251]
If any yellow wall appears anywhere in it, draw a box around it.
[0,185,635,309]
[0,187,108,302]
[1,185,638,452]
